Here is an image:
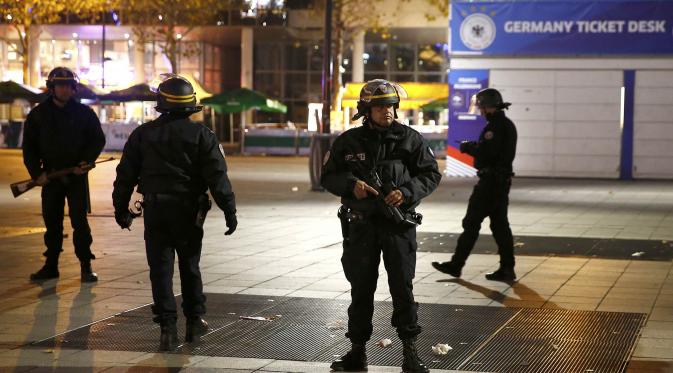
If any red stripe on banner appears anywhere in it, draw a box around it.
[446,145,474,167]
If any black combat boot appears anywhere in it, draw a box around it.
[80,261,98,283]
[431,260,462,278]
[159,320,179,352]
[485,267,516,282]
[30,263,59,281]
[402,338,429,373]
[330,343,367,371]
[185,317,209,342]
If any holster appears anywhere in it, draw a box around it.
[337,206,349,241]
[195,194,212,228]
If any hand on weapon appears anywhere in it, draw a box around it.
[116,200,142,231]
[34,172,49,186]
[365,169,417,227]
[383,189,404,207]
[73,161,93,175]
[224,213,237,235]
[11,157,115,198]
[353,180,378,200]
[115,210,134,230]
[459,141,476,154]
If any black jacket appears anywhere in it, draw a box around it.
[112,113,236,216]
[467,110,517,173]
[22,98,105,179]
[321,120,441,213]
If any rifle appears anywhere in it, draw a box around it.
[363,169,418,228]
[11,157,115,198]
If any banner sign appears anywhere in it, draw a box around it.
[446,69,489,168]
[450,0,673,55]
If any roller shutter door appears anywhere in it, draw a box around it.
[490,70,622,178]
[633,71,673,179]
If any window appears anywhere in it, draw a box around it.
[287,100,308,124]
[255,44,282,71]
[390,44,414,72]
[285,43,307,70]
[364,43,387,72]
[308,43,323,71]
[417,44,446,72]
[254,72,282,99]
[308,73,322,102]
[284,72,307,100]
[417,74,442,82]
[390,74,414,83]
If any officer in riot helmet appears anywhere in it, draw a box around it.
[23,66,105,283]
[112,74,237,351]
[322,79,441,373]
[432,87,518,282]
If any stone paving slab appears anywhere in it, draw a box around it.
[0,150,672,372]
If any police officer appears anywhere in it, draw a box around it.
[23,67,106,283]
[432,88,518,282]
[112,75,237,351]
[322,79,441,373]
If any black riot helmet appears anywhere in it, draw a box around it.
[473,88,511,111]
[46,67,78,90]
[154,74,202,114]
[352,79,407,121]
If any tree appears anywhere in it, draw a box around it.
[309,0,449,120]
[0,0,109,85]
[115,0,234,74]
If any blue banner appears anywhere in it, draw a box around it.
[451,0,673,55]
[447,69,489,166]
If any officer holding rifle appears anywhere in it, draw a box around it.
[22,67,105,283]
[321,79,441,373]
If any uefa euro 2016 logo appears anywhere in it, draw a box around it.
[460,13,497,50]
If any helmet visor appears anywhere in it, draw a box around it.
[467,94,480,114]
[149,73,183,93]
[359,80,408,103]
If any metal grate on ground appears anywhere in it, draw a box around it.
[459,308,646,373]
[416,232,673,261]
[33,294,646,372]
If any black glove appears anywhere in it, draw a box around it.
[459,141,475,154]
[225,213,237,235]
[115,210,134,230]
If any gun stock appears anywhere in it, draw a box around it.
[10,157,115,198]
[10,179,36,198]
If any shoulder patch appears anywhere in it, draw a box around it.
[484,131,494,140]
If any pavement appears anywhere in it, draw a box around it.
[0,148,671,372]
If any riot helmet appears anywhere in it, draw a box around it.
[153,74,202,114]
[46,67,78,90]
[469,88,511,113]
[352,79,407,121]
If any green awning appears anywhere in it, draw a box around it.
[0,81,42,103]
[420,97,449,112]
[201,88,286,114]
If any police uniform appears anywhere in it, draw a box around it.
[433,88,518,281]
[23,67,105,282]
[112,75,237,351]
[322,80,440,373]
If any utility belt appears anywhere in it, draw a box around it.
[142,192,212,228]
[337,205,422,240]
[477,167,515,179]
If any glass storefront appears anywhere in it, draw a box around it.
[254,37,447,125]
[1,31,223,127]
